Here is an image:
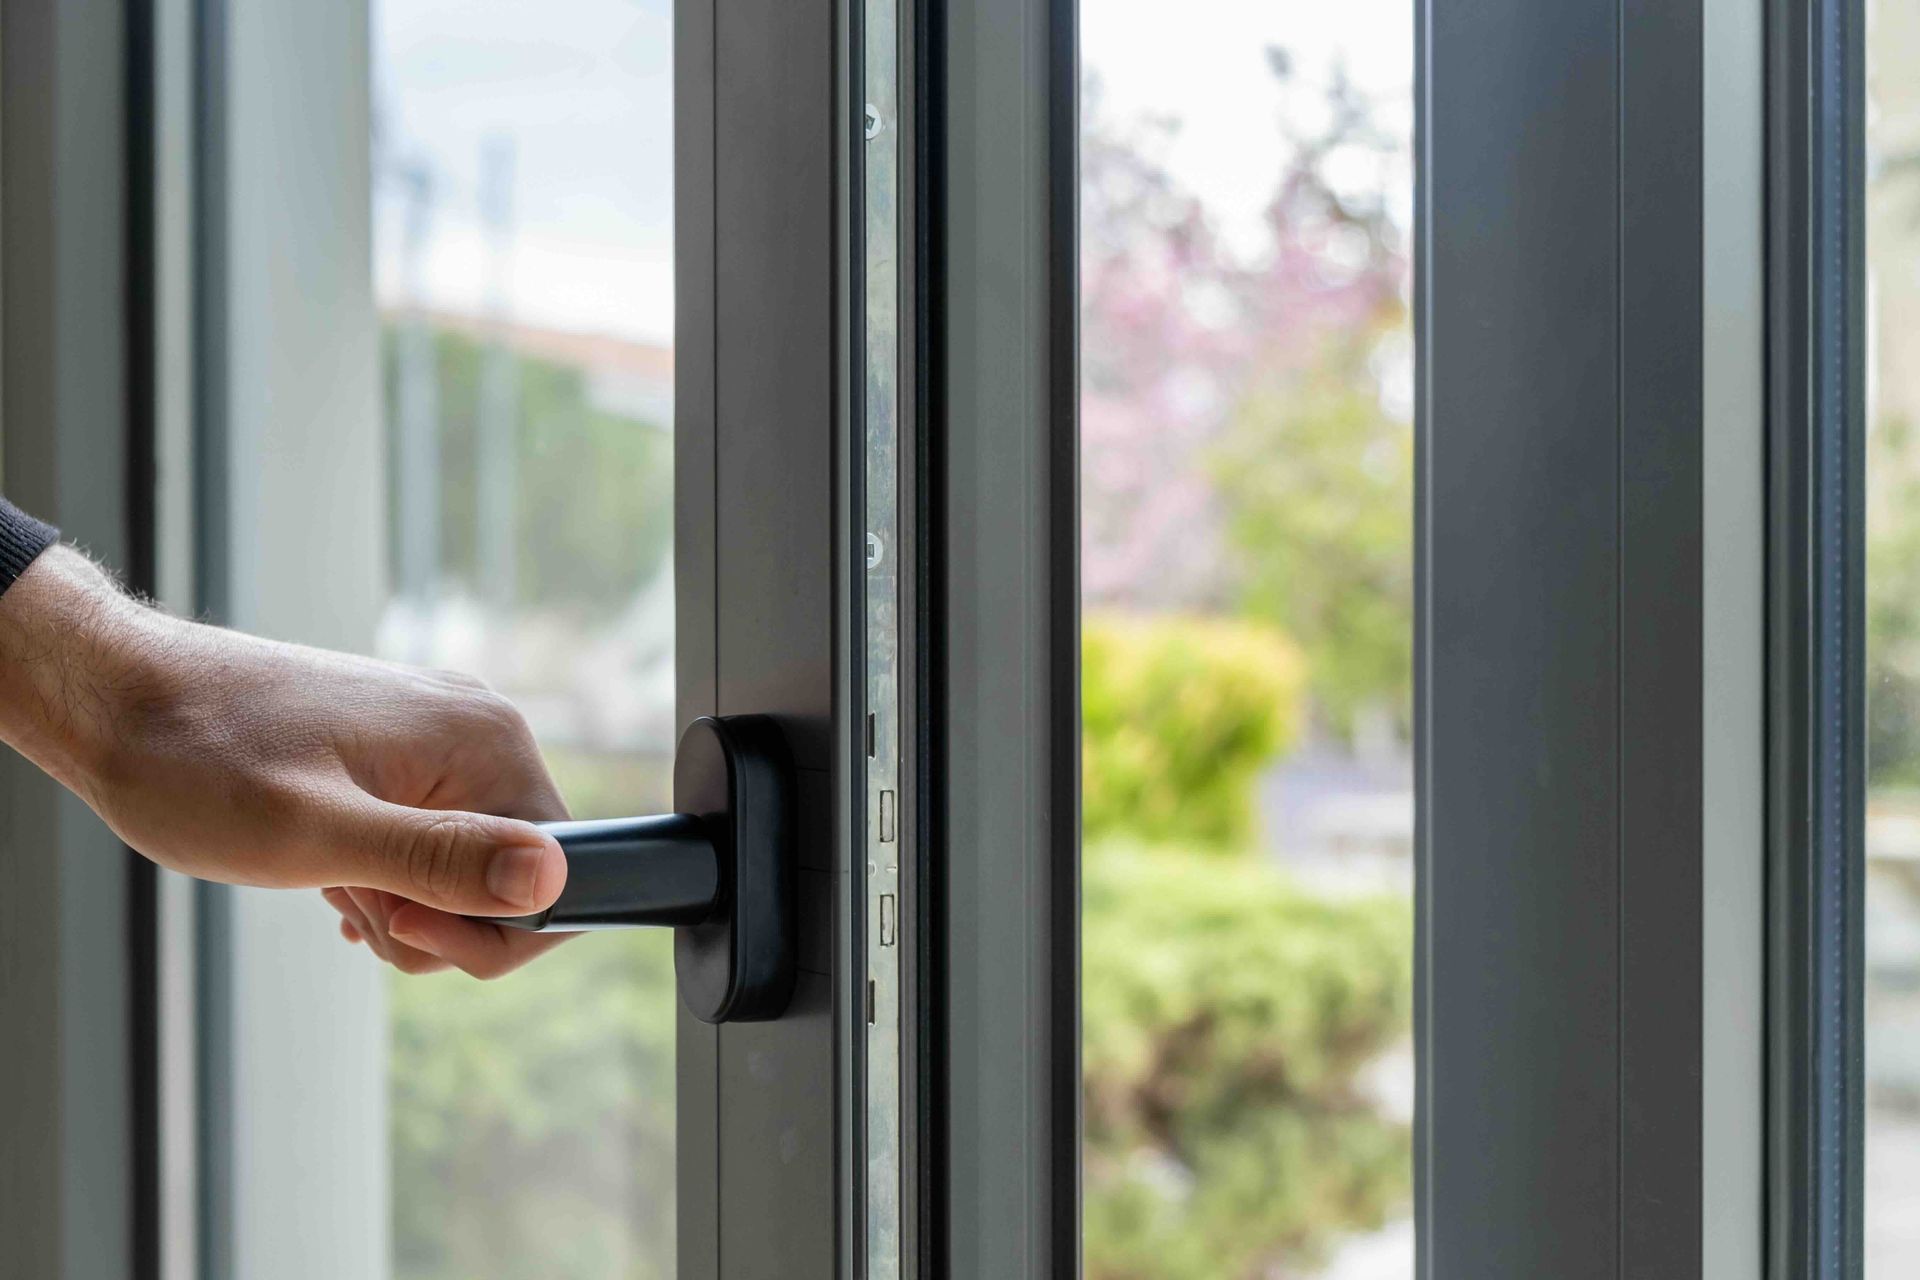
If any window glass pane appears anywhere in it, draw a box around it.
[1078,4,1414,1275]
[1867,2,1920,1269]
[372,5,676,1278]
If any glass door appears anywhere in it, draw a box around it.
[1076,4,1415,1274]
[194,1,847,1276]
[371,5,678,1276]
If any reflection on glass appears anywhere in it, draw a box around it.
[1867,2,1920,1270]
[1079,3,1413,1276]
[371,4,676,1277]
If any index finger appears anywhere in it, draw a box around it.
[385,901,574,980]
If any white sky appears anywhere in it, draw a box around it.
[374,0,1413,346]
[372,0,676,343]
[1083,0,1412,250]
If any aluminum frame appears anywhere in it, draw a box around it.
[0,4,146,1276]
[1,0,1830,1273]
[929,0,1081,1273]
[673,0,857,1273]
[1764,0,1867,1274]
[1415,0,1767,1272]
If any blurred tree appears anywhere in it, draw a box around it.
[1080,86,1244,610]
[1081,56,1410,741]
[1216,59,1410,742]
[382,325,674,621]
[1216,352,1411,741]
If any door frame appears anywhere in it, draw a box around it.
[0,3,150,1278]
[925,0,1082,1273]
[1416,0,1767,1271]
[672,0,860,1274]
[0,0,1829,1274]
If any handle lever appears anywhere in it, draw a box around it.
[493,813,721,931]
[473,715,795,1024]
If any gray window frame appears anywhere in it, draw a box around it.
[1764,0,1866,1274]
[0,4,149,1278]
[670,0,860,1272]
[1416,0,1769,1274]
[930,0,1081,1271]
[939,0,1776,1271]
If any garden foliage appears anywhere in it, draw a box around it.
[1082,612,1304,848]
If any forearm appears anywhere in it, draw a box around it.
[0,545,165,802]
[0,500,570,978]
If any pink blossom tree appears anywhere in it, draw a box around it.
[1080,54,1412,735]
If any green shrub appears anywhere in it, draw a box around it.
[391,932,678,1280]
[1082,613,1305,849]
[1083,845,1412,1279]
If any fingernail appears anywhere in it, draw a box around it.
[485,843,547,909]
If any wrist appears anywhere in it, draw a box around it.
[0,546,175,799]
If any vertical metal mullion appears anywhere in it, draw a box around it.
[0,4,138,1275]
[1619,0,1707,1269]
[127,8,212,1276]
[673,0,721,1269]
[1764,0,1817,1270]
[1421,0,1625,1264]
[934,0,1079,1270]
[188,14,235,1276]
[1045,2,1082,1273]
[191,0,229,627]
[840,0,868,1272]
[1765,0,1867,1272]
[907,0,946,1271]
[126,1,164,1276]
[893,0,928,1266]
[704,0,844,1273]
[1421,0,1717,1269]
[1839,0,1867,1260]
[1795,0,1865,1270]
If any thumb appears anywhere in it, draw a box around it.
[353,801,567,917]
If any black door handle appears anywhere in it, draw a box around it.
[477,715,795,1024]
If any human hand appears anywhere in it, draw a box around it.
[0,546,572,978]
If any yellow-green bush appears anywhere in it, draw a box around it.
[1082,613,1306,849]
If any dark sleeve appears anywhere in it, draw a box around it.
[0,497,60,598]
